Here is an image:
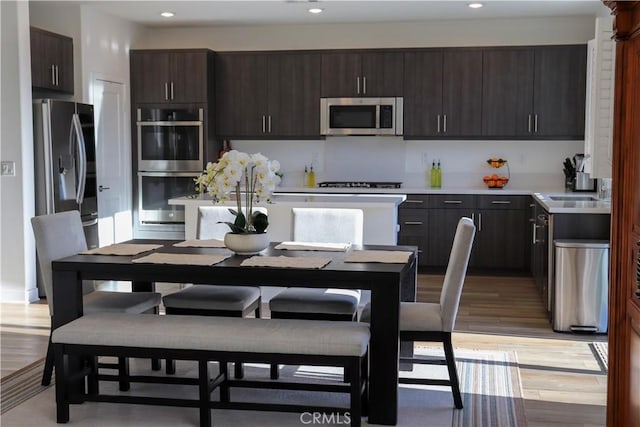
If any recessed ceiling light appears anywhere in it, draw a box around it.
[308,8,323,14]
[160,12,175,18]
[468,3,483,8]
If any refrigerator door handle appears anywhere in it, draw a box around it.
[70,113,87,205]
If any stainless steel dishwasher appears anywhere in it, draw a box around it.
[553,239,609,333]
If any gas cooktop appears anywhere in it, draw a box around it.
[318,181,402,189]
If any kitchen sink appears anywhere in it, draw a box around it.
[548,195,599,201]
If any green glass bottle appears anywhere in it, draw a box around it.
[436,160,442,188]
[430,161,437,188]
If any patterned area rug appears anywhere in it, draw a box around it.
[589,341,608,373]
[2,348,526,426]
[0,358,52,414]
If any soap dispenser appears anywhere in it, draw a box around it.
[430,161,437,188]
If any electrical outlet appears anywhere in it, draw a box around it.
[1,161,15,176]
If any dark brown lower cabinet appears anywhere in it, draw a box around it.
[398,194,530,272]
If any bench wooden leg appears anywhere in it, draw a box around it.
[53,344,69,423]
[361,352,369,417]
[118,357,130,391]
[87,356,99,396]
[198,360,212,427]
[270,363,279,380]
[219,362,229,403]
[166,358,176,375]
[349,357,362,427]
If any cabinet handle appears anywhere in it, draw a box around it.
[268,115,272,133]
[534,114,538,133]
[491,200,512,205]
[363,76,367,95]
[528,114,532,133]
[532,223,540,245]
[443,200,462,204]
[55,65,59,86]
[262,115,266,133]
[170,82,174,100]
[471,212,475,224]
[164,83,169,100]
[404,199,424,204]
[51,65,56,85]
[437,115,441,133]
[443,114,447,133]
[404,221,424,225]
[98,185,111,192]
[356,76,361,95]
[478,212,482,232]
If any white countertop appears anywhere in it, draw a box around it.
[170,193,406,208]
[532,192,611,214]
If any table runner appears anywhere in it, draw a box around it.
[80,244,163,256]
[132,253,230,266]
[241,255,332,269]
[274,242,351,251]
[344,250,413,263]
[173,239,226,248]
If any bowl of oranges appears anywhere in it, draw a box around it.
[484,157,510,188]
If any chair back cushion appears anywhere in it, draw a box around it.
[440,217,476,332]
[31,210,90,315]
[292,208,363,244]
[197,206,268,239]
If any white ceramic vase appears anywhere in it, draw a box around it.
[224,232,270,255]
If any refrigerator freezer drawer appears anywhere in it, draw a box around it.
[553,240,609,333]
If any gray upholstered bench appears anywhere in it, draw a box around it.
[52,313,370,427]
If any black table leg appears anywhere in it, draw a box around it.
[51,270,85,400]
[367,278,399,425]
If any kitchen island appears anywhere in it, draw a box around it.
[169,193,406,245]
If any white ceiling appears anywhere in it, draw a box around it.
[81,0,606,28]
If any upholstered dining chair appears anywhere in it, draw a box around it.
[361,216,475,409]
[31,211,162,388]
[268,207,364,379]
[161,206,264,377]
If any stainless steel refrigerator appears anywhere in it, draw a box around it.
[33,99,99,251]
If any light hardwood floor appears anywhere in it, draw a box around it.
[1,275,606,426]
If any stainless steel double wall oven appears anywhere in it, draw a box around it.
[135,107,203,238]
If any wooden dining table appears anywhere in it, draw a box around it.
[51,240,417,426]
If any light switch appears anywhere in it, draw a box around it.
[1,161,15,176]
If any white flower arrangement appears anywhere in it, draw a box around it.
[195,150,281,234]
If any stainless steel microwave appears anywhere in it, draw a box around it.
[320,97,403,136]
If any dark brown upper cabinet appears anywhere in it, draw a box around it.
[482,45,586,139]
[404,49,483,138]
[532,45,587,138]
[130,50,211,104]
[320,51,403,97]
[30,27,74,94]
[216,52,321,138]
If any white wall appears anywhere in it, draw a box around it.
[136,15,596,51]
[1,1,37,302]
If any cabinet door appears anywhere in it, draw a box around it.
[56,35,74,94]
[442,50,483,136]
[320,52,361,97]
[474,209,529,270]
[398,209,428,266]
[267,53,321,137]
[403,50,444,137]
[533,45,587,138]
[170,52,208,103]
[216,53,268,137]
[426,208,475,268]
[482,48,534,137]
[360,52,404,96]
[130,51,171,103]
